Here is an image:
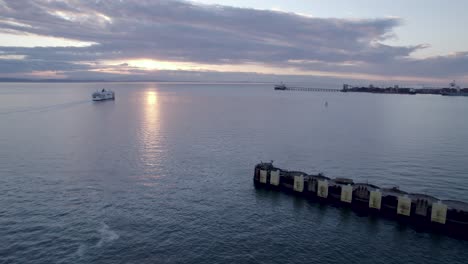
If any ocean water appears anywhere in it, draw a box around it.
[0,82,467,263]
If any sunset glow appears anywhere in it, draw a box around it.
[98,59,448,84]
[1,0,467,85]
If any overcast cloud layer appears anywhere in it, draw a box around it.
[0,0,467,84]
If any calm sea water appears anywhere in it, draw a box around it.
[1,82,467,263]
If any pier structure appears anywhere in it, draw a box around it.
[275,86,342,92]
[274,83,341,92]
[273,82,468,96]
[254,162,468,239]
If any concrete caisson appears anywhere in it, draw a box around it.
[253,162,468,239]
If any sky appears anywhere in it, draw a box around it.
[0,0,467,86]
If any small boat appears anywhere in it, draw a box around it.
[274,82,287,90]
[92,89,115,101]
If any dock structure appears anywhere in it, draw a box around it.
[273,82,468,96]
[342,82,468,96]
[254,162,468,239]
[274,85,341,93]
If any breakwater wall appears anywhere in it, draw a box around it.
[254,162,468,239]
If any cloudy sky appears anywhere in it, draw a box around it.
[0,0,467,85]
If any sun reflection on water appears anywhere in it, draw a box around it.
[147,91,158,105]
[140,90,161,173]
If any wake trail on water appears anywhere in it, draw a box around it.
[72,222,120,260]
[96,222,120,247]
[0,100,89,115]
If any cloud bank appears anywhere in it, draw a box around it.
[0,0,467,84]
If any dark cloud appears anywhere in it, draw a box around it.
[0,57,89,73]
[0,0,467,83]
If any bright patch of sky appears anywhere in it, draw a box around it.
[192,0,468,58]
[1,0,466,83]
[0,32,97,48]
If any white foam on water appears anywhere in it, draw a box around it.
[96,222,120,247]
[75,244,87,257]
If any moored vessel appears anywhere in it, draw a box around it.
[441,81,468,96]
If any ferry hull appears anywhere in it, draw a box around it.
[92,96,114,101]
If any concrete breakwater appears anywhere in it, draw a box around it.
[254,162,468,239]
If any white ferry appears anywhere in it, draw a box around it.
[92,89,115,101]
